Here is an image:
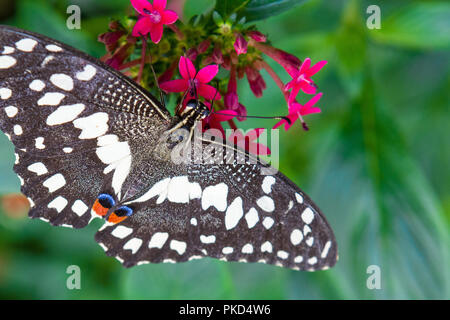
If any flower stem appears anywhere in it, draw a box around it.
[255,60,289,101]
[168,24,185,40]
[136,36,147,84]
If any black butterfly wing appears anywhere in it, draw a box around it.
[96,138,338,271]
[0,25,171,228]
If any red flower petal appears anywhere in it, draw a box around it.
[196,65,219,83]
[306,60,327,77]
[179,56,196,80]
[150,22,163,44]
[162,10,178,24]
[160,79,188,92]
[301,82,317,94]
[251,142,271,155]
[153,0,167,11]
[130,0,153,15]
[299,58,311,74]
[132,16,152,37]
[304,92,323,108]
[198,84,221,100]
[228,130,244,142]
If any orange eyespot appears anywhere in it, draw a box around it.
[92,199,108,217]
[107,212,127,224]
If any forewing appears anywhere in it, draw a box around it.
[0,25,170,228]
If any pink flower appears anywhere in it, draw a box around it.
[160,56,221,101]
[285,58,327,103]
[250,41,301,77]
[274,93,323,131]
[131,0,178,43]
[203,104,237,136]
[245,66,266,97]
[248,30,266,43]
[225,66,238,109]
[234,34,248,55]
[228,128,271,155]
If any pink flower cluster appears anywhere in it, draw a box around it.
[98,0,328,155]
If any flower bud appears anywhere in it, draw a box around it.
[234,34,248,55]
[248,30,266,43]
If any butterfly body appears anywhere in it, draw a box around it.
[0,25,338,270]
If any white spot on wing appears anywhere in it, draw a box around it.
[71,200,89,217]
[308,257,318,265]
[244,207,259,229]
[321,241,332,258]
[4,106,18,117]
[261,241,273,253]
[2,46,14,54]
[76,65,97,81]
[295,192,303,204]
[97,134,119,146]
[13,125,23,135]
[131,178,171,204]
[294,256,303,263]
[256,196,275,212]
[48,196,68,213]
[262,176,276,193]
[96,141,130,164]
[50,73,74,91]
[46,104,85,126]
[29,79,45,91]
[45,44,62,52]
[262,216,274,229]
[301,207,314,224]
[0,87,12,99]
[200,235,216,244]
[170,240,187,255]
[111,155,132,198]
[0,55,16,69]
[225,196,243,230]
[201,183,228,212]
[43,173,66,192]
[306,237,314,247]
[190,217,197,226]
[167,176,190,203]
[27,162,48,176]
[222,247,233,254]
[37,92,65,106]
[148,232,169,249]
[35,137,45,149]
[111,226,133,239]
[242,243,253,254]
[73,112,109,139]
[277,250,289,259]
[15,38,37,52]
[123,238,142,254]
[290,229,303,245]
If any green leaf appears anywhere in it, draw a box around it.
[369,2,450,50]
[242,0,308,22]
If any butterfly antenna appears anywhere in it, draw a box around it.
[210,110,292,124]
[148,50,166,108]
[208,80,220,111]
[182,48,199,103]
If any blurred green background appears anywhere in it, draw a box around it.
[0,0,449,299]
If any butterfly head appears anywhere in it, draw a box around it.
[181,99,211,121]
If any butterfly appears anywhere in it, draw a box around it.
[0,25,338,270]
